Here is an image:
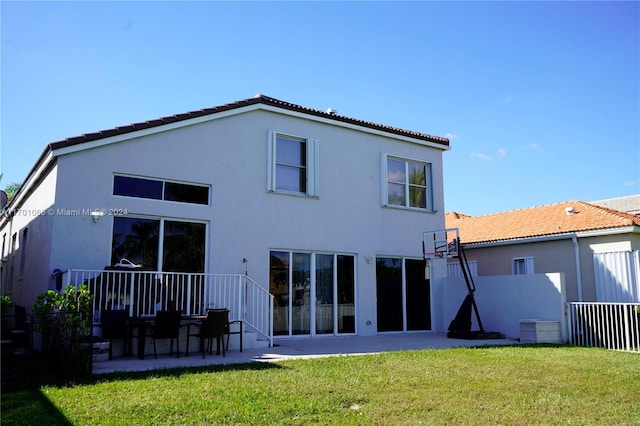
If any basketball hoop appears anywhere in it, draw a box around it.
[422,228,460,259]
[423,252,444,260]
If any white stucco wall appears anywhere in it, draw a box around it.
[0,165,58,307]
[39,108,446,335]
[437,273,567,341]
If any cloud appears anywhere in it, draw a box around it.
[471,148,506,161]
[526,143,542,150]
[445,132,458,140]
[470,152,492,160]
[623,181,637,187]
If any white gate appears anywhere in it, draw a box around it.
[594,251,640,302]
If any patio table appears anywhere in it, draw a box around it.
[128,315,207,360]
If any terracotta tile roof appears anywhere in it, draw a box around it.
[445,201,640,245]
[49,94,449,151]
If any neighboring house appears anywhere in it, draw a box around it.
[0,94,450,338]
[591,194,640,215]
[445,201,640,303]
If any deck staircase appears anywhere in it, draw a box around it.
[65,269,274,348]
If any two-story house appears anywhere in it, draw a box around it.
[0,95,450,341]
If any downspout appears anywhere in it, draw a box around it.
[572,234,583,302]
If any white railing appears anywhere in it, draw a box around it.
[567,302,640,354]
[64,269,273,346]
[244,275,274,347]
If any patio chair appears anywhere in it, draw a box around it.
[186,309,228,358]
[151,310,182,359]
[100,309,129,360]
[226,318,243,352]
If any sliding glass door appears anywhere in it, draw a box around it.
[315,254,334,334]
[376,257,431,332]
[291,253,311,335]
[270,251,355,336]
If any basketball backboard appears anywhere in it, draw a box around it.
[423,228,459,259]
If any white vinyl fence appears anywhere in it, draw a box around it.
[594,250,639,303]
[447,260,478,278]
[567,302,640,353]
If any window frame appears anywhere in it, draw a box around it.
[512,257,534,275]
[375,256,431,332]
[19,228,27,278]
[8,233,16,290]
[110,215,208,273]
[113,174,210,206]
[267,131,319,197]
[269,249,356,336]
[381,154,434,212]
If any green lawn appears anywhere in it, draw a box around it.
[2,345,639,425]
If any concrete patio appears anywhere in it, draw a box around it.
[92,333,519,374]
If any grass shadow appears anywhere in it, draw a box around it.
[91,359,287,384]
[1,387,73,426]
[2,355,76,426]
[2,355,286,425]
[3,354,286,391]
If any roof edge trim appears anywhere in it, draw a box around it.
[462,226,640,248]
[49,95,449,154]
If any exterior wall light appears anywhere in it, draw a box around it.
[91,209,105,223]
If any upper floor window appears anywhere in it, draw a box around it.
[513,257,534,275]
[19,228,28,277]
[268,132,319,196]
[113,175,209,205]
[383,155,433,211]
[8,233,16,290]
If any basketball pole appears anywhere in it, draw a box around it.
[423,228,504,340]
[456,238,485,333]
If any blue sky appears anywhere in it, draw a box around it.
[1,1,638,216]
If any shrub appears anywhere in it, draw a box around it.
[32,285,94,375]
[1,294,13,338]
[0,294,12,314]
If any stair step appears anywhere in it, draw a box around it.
[227,330,269,350]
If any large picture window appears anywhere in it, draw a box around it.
[267,132,319,196]
[383,155,433,211]
[111,216,206,272]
